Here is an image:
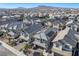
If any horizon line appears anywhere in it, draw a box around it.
[0,5,79,9]
[0,3,79,9]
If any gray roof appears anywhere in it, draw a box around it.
[61,29,77,47]
[63,35,76,47]
[0,19,17,25]
[24,23,43,35]
[7,22,29,30]
[33,28,57,41]
[51,18,66,26]
[53,27,77,47]
[67,29,78,41]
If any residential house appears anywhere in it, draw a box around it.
[52,27,78,56]
[22,23,44,41]
[31,28,57,50]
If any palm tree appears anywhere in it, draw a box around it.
[22,44,31,55]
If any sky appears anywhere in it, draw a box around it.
[0,3,79,8]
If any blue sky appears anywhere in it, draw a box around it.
[0,3,79,8]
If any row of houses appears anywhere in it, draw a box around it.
[0,14,79,56]
[51,17,79,56]
[0,18,58,51]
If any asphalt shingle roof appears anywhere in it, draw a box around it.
[24,23,43,35]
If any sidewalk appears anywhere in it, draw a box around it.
[0,40,26,56]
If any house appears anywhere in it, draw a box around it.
[44,21,53,28]
[32,19,41,24]
[52,27,78,56]
[23,19,32,25]
[66,20,79,32]
[49,18,66,30]
[0,23,8,33]
[30,28,57,49]
[52,20,60,29]
[19,23,44,41]
[0,19,32,41]
[24,23,44,35]
[19,31,29,41]
[6,21,29,31]
[8,30,20,39]
[68,15,75,20]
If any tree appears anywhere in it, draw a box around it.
[0,31,3,37]
[22,44,31,55]
[62,25,66,30]
[24,44,31,50]
[7,38,17,47]
[11,40,17,46]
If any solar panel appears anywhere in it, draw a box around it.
[46,31,54,37]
